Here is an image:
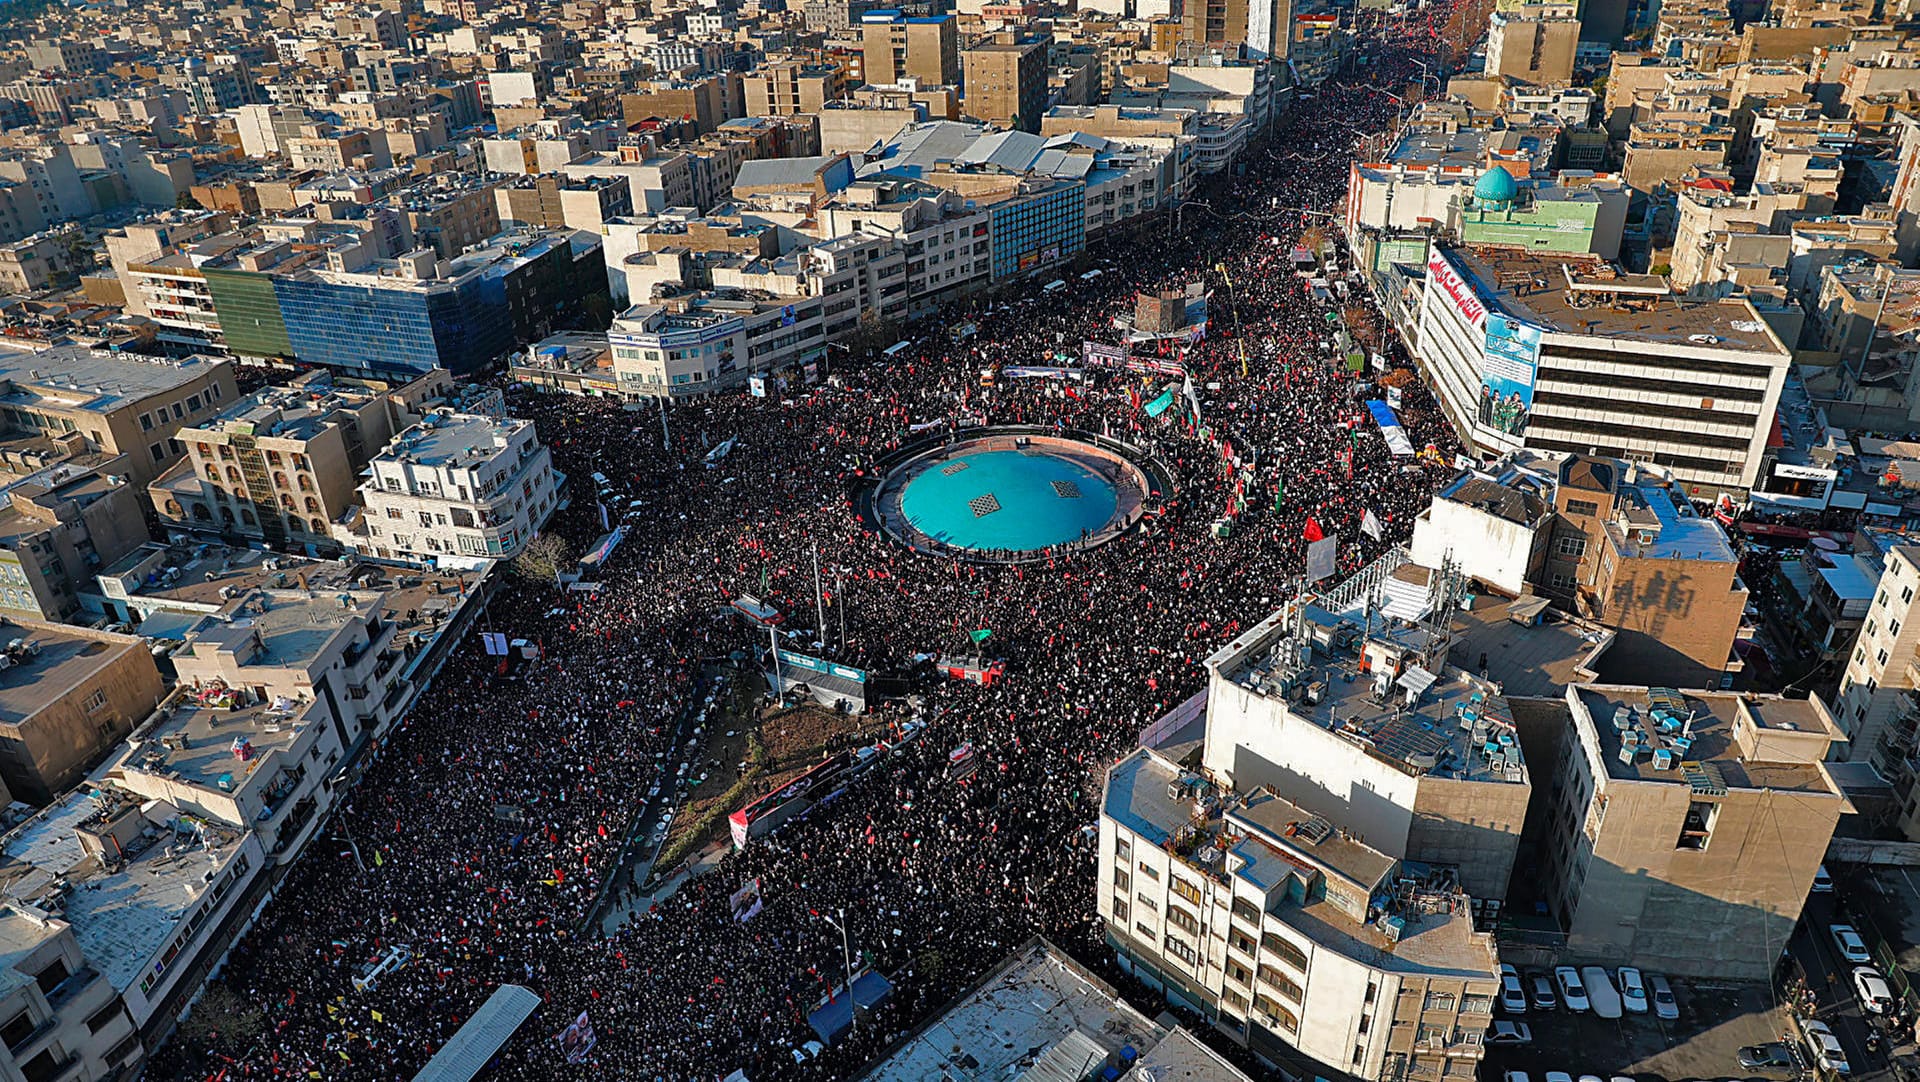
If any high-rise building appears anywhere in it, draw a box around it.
[1485,2,1581,85]
[1099,595,1520,1080]
[861,10,960,87]
[340,413,562,564]
[1178,0,1292,60]
[1415,245,1791,498]
[1540,684,1845,978]
[962,34,1048,133]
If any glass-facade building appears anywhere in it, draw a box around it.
[203,233,606,378]
[989,181,1086,280]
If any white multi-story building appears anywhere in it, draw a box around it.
[1415,245,1792,498]
[341,412,562,564]
[1838,542,1920,770]
[1098,595,1523,1080]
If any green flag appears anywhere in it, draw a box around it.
[969,629,993,644]
[760,565,769,592]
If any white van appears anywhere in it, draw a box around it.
[1042,279,1067,293]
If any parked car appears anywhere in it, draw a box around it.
[1531,973,1558,1011]
[1739,1043,1798,1075]
[1555,966,1590,1012]
[1802,1019,1851,1075]
[1544,1072,1574,1082]
[1500,964,1529,1013]
[1617,967,1649,1014]
[1503,1073,1529,1082]
[1813,864,1835,893]
[1830,924,1871,964]
[1647,974,1679,1021]
[1852,966,1894,1014]
[1581,966,1622,1019]
[1488,1021,1533,1045]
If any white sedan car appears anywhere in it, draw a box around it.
[1617,967,1649,1014]
[1853,966,1895,1014]
[1830,924,1871,964]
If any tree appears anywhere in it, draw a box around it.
[512,532,572,583]
[176,981,266,1049]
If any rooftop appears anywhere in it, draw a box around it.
[1105,748,1498,976]
[1437,471,1549,525]
[375,412,528,470]
[858,938,1245,1082]
[0,347,226,413]
[1603,480,1738,563]
[0,787,248,994]
[99,542,482,629]
[123,687,314,794]
[1445,594,1611,698]
[1574,684,1841,793]
[1443,246,1789,355]
[0,626,140,728]
[1210,605,1529,785]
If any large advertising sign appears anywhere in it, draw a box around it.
[1480,313,1542,438]
[1427,250,1486,330]
[775,648,868,685]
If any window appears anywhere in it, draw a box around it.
[1423,991,1456,1011]
[1565,498,1599,517]
[1163,933,1197,966]
[187,394,201,411]
[1137,861,1158,880]
[1904,585,1913,604]
[0,1010,32,1048]
[85,1002,123,1034]
[1113,898,1129,923]
[1113,867,1130,892]
[151,443,166,463]
[1136,892,1157,913]
[1226,957,1253,986]
[83,689,106,713]
[139,412,153,431]
[1261,931,1308,970]
[1866,621,1877,638]
[1254,995,1299,1033]
[106,1035,138,1065]
[1231,897,1260,924]
[1893,619,1902,638]
[1418,1024,1451,1047]
[1115,838,1130,863]
[172,403,184,420]
[1171,877,1203,905]
[1167,904,1200,936]
[1555,533,1587,557]
[19,1048,59,1082]
[386,508,403,520]
[1259,965,1304,1002]
[1677,799,1718,850]
[1551,573,1577,591]
[1879,649,1890,668]
[1229,927,1257,955]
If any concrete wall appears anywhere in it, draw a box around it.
[1408,774,1531,902]
[1410,499,1541,597]
[1203,674,1422,857]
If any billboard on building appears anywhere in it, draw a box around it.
[1480,313,1542,438]
[1426,249,1486,330]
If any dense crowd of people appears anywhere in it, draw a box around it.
[162,9,1473,1080]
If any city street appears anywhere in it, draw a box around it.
[1787,892,1899,1082]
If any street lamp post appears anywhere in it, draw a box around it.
[818,907,858,1034]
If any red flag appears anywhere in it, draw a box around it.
[1303,518,1325,542]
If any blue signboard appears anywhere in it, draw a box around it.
[1480,314,1542,438]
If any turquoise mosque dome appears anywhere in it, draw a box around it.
[1473,165,1519,207]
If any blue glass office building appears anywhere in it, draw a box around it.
[989,181,1085,280]
[215,233,606,378]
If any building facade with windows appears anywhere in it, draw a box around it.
[1541,684,1845,978]
[0,457,148,623]
[1415,245,1791,499]
[988,179,1085,279]
[0,349,239,491]
[0,620,165,805]
[148,371,431,553]
[340,412,561,564]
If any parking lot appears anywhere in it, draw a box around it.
[1483,972,1791,1082]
